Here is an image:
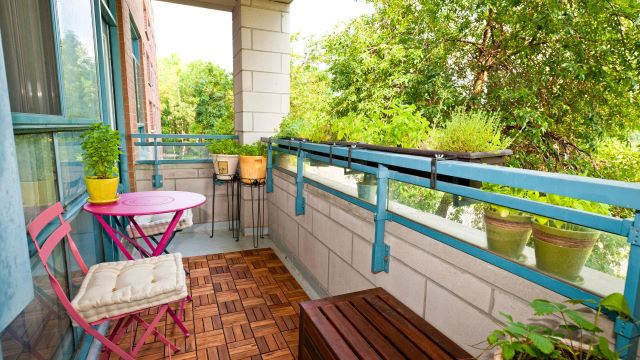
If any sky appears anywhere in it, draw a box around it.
[152,0,373,71]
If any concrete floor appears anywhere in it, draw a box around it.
[167,224,321,300]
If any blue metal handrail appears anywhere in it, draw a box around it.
[132,133,238,187]
[264,137,640,359]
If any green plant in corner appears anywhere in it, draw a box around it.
[532,195,610,231]
[80,123,121,179]
[487,293,631,360]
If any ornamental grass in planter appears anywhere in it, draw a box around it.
[207,139,240,180]
[532,195,609,283]
[482,185,542,262]
[487,292,630,360]
[80,123,122,204]
[239,142,267,184]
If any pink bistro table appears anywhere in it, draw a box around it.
[84,191,206,260]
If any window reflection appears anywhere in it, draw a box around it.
[15,134,58,224]
[56,132,86,204]
[57,0,100,120]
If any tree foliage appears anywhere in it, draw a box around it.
[319,0,640,172]
[158,54,233,135]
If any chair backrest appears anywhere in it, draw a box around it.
[27,202,89,284]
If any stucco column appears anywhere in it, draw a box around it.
[232,0,290,145]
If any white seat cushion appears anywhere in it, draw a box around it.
[71,253,188,323]
[126,209,193,238]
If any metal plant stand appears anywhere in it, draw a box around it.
[210,173,240,241]
[241,178,266,248]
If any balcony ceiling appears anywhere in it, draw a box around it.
[158,0,292,12]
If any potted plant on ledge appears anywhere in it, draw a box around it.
[482,184,541,262]
[80,123,121,204]
[487,292,631,360]
[239,142,267,184]
[207,139,240,180]
[532,195,609,283]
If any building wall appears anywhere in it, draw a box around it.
[267,169,625,358]
[116,0,160,191]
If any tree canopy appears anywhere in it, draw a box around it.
[158,54,233,135]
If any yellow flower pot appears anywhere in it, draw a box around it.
[85,177,119,203]
[239,156,267,184]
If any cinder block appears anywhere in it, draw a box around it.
[234,71,253,94]
[252,30,290,54]
[424,281,499,357]
[312,212,352,263]
[351,236,426,315]
[175,178,212,196]
[386,233,493,312]
[299,227,329,289]
[281,94,290,113]
[306,192,330,215]
[239,6,282,32]
[330,205,374,242]
[234,112,252,133]
[491,289,537,324]
[253,112,285,132]
[242,92,282,113]
[281,54,290,74]
[241,50,282,73]
[252,72,289,94]
[328,251,374,296]
[277,211,299,256]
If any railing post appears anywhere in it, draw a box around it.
[372,164,390,273]
[617,212,640,359]
[266,140,273,193]
[295,148,305,215]
[152,135,163,188]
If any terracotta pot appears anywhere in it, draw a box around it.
[212,154,239,180]
[85,177,119,203]
[239,155,267,184]
[532,222,600,282]
[484,211,532,261]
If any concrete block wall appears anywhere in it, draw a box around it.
[232,0,290,144]
[267,169,624,357]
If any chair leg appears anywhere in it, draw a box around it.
[130,305,178,357]
[167,306,190,337]
[131,312,180,353]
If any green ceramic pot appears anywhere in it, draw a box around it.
[484,211,532,261]
[532,222,600,282]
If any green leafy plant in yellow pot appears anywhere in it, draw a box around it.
[482,184,541,262]
[80,123,121,203]
[532,195,610,283]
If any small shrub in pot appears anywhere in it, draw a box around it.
[207,139,240,180]
[80,123,121,203]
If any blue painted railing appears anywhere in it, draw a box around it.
[264,137,640,359]
[132,133,238,188]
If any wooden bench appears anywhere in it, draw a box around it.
[298,287,473,359]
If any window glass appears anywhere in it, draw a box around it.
[15,134,59,224]
[0,246,74,359]
[0,0,61,114]
[55,131,86,205]
[57,0,101,119]
[68,212,103,297]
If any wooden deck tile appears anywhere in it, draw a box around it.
[109,249,307,359]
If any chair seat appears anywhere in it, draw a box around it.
[71,253,188,323]
[126,209,193,238]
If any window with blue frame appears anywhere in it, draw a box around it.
[131,23,146,133]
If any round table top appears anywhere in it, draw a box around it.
[83,191,206,217]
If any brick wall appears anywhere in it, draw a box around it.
[116,0,159,191]
[267,169,625,358]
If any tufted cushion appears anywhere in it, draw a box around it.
[126,209,193,238]
[71,253,188,323]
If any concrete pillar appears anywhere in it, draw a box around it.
[232,0,291,144]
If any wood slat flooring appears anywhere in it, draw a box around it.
[110,248,310,360]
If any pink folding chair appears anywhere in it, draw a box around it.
[27,203,191,359]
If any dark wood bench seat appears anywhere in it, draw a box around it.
[298,287,474,360]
